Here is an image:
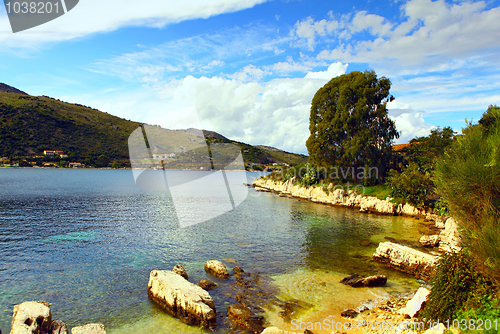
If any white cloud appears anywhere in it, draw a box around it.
[388,100,435,143]
[0,0,269,48]
[304,62,348,80]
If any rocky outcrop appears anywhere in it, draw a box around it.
[373,242,438,280]
[438,217,461,252]
[204,260,229,278]
[252,178,424,217]
[172,264,188,280]
[197,280,217,290]
[147,270,216,327]
[398,287,430,318]
[340,274,387,287]
[71,324,106,334]
[10,301,52,334]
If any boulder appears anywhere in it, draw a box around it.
[70,324,106,334]
[172,264,188,280]
[10,301,52,334]
[50,321,68,334]
[435,217,445,229]
[419,235,440,247]
[340,274,387,287]
[398,287,430,317]
[397,203,422,216]
[373,242,438,280]
[148,270,216,327]
[438,217,461,252]
[204,260,229,278]
[197,279,217,290]
[359,197,395,215]
[423,323,446,334]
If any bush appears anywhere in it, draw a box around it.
[420,250,494,321]
[299,163,317,187]
[456,295,500,334]
[434,105,500,282]
[386,162,433,207]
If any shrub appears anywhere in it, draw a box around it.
[299,163,317,187]
[456,295,500,334]
[420,250,494,321]
[386,161,433,207]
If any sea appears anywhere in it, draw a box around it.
[0,168,434,333]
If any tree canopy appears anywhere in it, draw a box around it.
[306,70,399,181]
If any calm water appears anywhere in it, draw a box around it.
[0,169,434,333]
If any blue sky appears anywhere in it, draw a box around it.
[1,0,500,154]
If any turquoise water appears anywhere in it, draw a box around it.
[0,169,434,333]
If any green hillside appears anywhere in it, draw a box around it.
[0,87,307,168]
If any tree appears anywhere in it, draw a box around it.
[306,70,399,182]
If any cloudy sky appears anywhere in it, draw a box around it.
[1,0,499,154]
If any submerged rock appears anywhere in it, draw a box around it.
[340,274,387,287]
[148,270,216,327]
[227,304,264,333]
[197,279,217,290]
[204,260,229,278]
[341,309,359,318]
[71,324,106,334]
[373,242,438,280]
[10,301,52,334]
[261,327,305,334]
[172,264,188,280]
[233,266,245,275]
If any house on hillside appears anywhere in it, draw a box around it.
[43,150,64,157]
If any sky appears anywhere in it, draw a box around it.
[1,0,499,154]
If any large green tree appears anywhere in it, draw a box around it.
[306,70,399,181]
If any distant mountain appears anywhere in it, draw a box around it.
[0,87,307,167]
[0,83,28,95]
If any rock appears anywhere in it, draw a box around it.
[148,270,216,327]
[204,260,229,278]
[373,242,438,280]
[10,301,52,334]
[172,264,188,280]
[435,217,445,229]
[341,309,358,318]
[71,324,106,334]
[234,266,245,275]
[51,320,69,334]
[340,274,387,287]
[398,203,423,216]
[438,217,461,252]
[359,196,395,215]
[398,287,430,317]
[227,304,264,332]
[197,279,217,290]
[419,235,440,247]
[261,327,302,334]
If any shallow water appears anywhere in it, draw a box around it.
[0,169,434,333]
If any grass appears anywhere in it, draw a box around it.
[361,184,392,200]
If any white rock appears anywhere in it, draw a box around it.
[399,287,430,317]
[423,323,446,334]
[419,235,440,247]
[10,301,52,334]
[373,242,438,280]
[438,217,461,253]
[148,270,216,326]
[434,217,445,229]
[71,324,106,334]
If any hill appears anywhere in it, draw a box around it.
[0,88,307,168]
[0,83,28,95]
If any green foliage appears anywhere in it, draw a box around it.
[306,70,399,182]
[362,184,392,200]
[386,162,433,207]
[433,197,450,216]
[434,105,500,281]
[405,126,455,173]
[421,250,494,321]
[299,163,317,187]
[457,295,500,334]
